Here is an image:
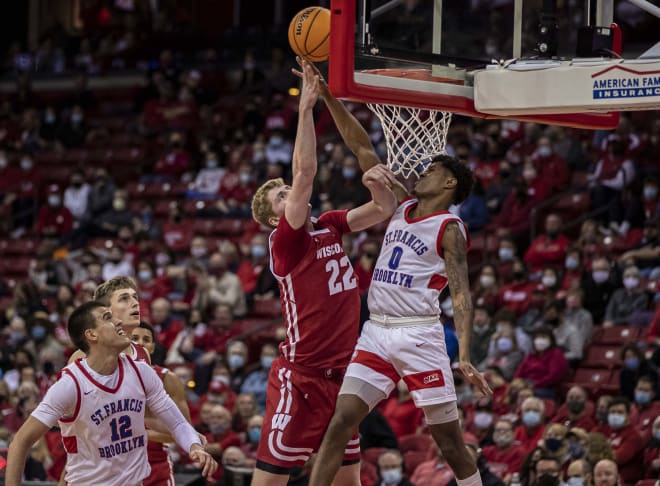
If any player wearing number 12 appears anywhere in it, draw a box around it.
[249,60,398,486]
[5,301,217,486]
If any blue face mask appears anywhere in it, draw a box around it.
[31,325,47,340]
[624,357,640,370]
[544,438,563,452]
[261,356,274,369]
[228,354,245,370]
[607,413,625,429]
[523,410,542,427]
[248,427,261,443]
[381,468,403,485]
[567,477,584,486]
[342,167,357,179]
[644,187,658,200]
[635,390,652,404]
[565,257,579,270]
[251,245,267,259]
[654,429,660,441]
[498,247,514,261]
[568,441,584,458]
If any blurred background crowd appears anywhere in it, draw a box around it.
[0,0,659,485]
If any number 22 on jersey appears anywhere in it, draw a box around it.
[325,256,357,295]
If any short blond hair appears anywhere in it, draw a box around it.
[251,178,285,228]
[94,276,138,305]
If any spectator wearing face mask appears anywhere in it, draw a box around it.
[641,177,660,222]
[410,442,457,486]
[491,178,536,249]
[643,416,660,479]
[205,252,247,317]
[499,259,537,316]
[485,160,516,214]
[602,265,650,327]
[580,256,620,324]
[562,290,593,351]
[538,423,568,464]
[619,344,654,402]
[630,375,658,440]
[524,213,571,273]
[35,184,73,239]
[530,454,562,486]
[547,300,585,364]
[471,305,496,367]
[231,392,258,434]
[225,340,250,393]
[551,386,595,431]
[101,245,133,280]
[592,397,644,485]
[530,137,569,193]
[264,128,293,167]
[63,170,90,222]
[329,155,370,210]
[520,160,549,202]
[153,131,191,182]
[473,265,501,311]
[483,367,511,416]
[5,154,41,232]
[375,449,414,486]
[514,327,569,398]
[565,428,589,464]
[237,233,270,296]
[203,404,242,480]
[494,237,518,281]
[240,414,263,466]
[189,150,225,198]
[241,342,278,412]
[353,239,380,295]
[514,397,547,453]
[592,459,619,486]
[482,418,526,478]
[482,325,525,381]
[561,249,582,291]
[564,459,591,486]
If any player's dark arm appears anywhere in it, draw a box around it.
[6,417,50,486]
[442,221,473,363]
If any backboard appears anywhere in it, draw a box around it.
[327,0,660,129]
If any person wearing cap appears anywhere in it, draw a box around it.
[35,184,73,239]
[514,327,569,399]
[482,418,526,478]
[551,386,596,431]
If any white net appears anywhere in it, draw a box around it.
[367,103,452,179]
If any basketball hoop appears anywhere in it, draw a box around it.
[368,103,452,179]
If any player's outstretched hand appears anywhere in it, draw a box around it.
[362,164,397,189]
[299,60,320,111]
[190,444,218,480]
[458,361,493,397]
[291,56,330,99]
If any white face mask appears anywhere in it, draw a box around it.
[441,299,453,317]
[534,336,551,352]
[480,274,495,288]
[623,277,639,290]
[381,468,403,485]
[542,275,557,288]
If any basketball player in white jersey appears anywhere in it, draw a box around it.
[6,300,217,485]
[293,61,492,486]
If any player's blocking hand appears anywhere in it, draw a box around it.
[190,444,218,480]
[458,361,493,397]
[362,164,398,189]
[291,56,330,99]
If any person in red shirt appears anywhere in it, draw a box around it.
[248,61,398,486]
[524,213,571,273]
[514,397,547,453]
[381,380,425,440]
[630,375,658,441]
[529,136,569,193]
[498,259,537,316]
[491,179,536,247]
[514,327,569,399]
[551,386,596,431]
[204,404,242,483]
[644,416,660,479]
[236,232,269,295]
[352,238,380,294]
[153,132,191,181]
[150,297,184,351]
[595,397,644,485]
[482,418,526,479]
[135,262,170,317]
[35,184,73,239]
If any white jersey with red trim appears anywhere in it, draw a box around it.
[367,198,469,319]
[57,355,150,485]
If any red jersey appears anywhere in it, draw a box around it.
[269,211,360,369]
[147,365,170,462]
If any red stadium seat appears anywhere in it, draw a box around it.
[583,345,623,369]
[633,480,657,486]
[592,326,642,345]
[362,447,387,467]
[568,367,612,395]
[399,434,433,454]
[360,460,378,486]
[0,238,39,256]
[251,298,281,318]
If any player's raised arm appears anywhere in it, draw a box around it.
[346,165,398,232]
[285,60,320,230]
[6,416,50,486]
[442,221,492,397]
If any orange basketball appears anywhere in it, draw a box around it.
[288,6,331,62]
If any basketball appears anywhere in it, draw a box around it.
[288,6,331,62]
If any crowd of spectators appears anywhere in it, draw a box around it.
[0,3,659,486]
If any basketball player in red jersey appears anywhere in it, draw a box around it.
[132,321,193,486]
[249,61,398,486]
[68,276,150,363]
[298,62,493,486]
